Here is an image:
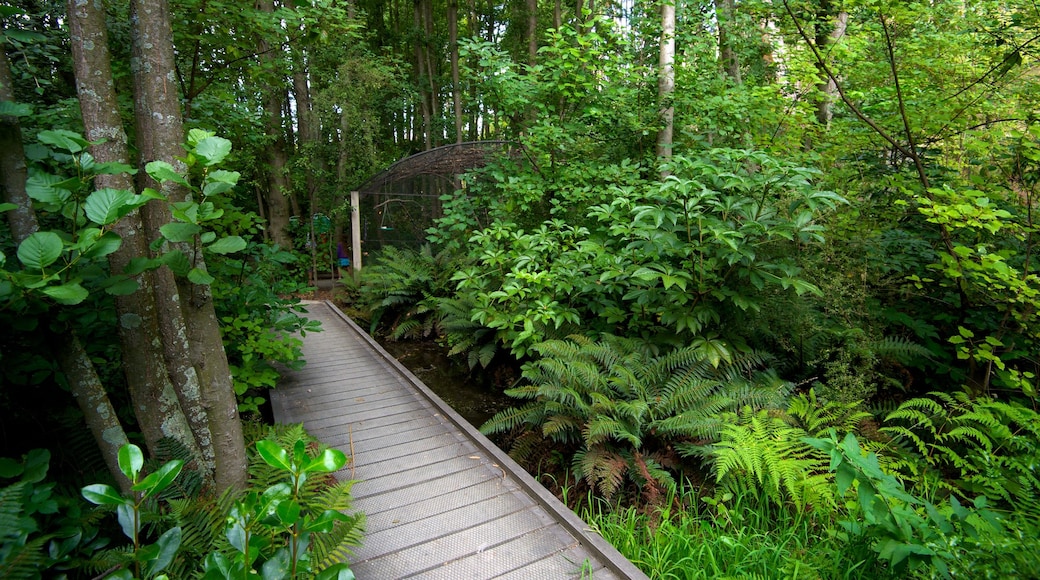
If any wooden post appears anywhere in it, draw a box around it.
[350,190,362,277]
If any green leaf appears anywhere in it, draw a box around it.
[81,231,123,260]
[195,136,232,166]
[143,526,182,577]
[200,231,216,244]
[82,484,126,506]
[0,101,32,117]
[256,440,293,471]
[261,549,291,580]
[118,444,144,481]
[104,276,140,296]
[37,129,89,153]
[162,251,191,276]
[304,448,347,473]
[275,500,301,525]
[315,564,356,580]
[160,222,201,243]
[42,283,89,305]
[0,202,16,212]
[84,188,134,225]
[17,232,63,269]
[188,267,214,285]
[207,236,246,254]
[133,460,184,498]
[145,161,191,187]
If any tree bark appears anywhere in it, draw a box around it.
[130,0,247,493]
[657,0,676,165]
[68,0,208,481]
[449,0,463,143]
[814,2,848,125]
[718,0,742,85]
[0,44,37,240]
[527,0,538,67]
[257,0,294,249]
[414,0,433,149]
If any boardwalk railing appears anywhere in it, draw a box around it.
[272,300,649,579]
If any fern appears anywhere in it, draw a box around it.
[481,333,793,501]
[709,409,834,512]
[880,391,1040,508]
[786,388,871,436]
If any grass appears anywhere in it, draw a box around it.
[579,484,890,580]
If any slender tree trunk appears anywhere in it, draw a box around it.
[0,45,36,239]
[554,0,562,30]
[449,0,463,143]
[717,0,742,85]
[527,0,538,67]
[814,2,848,125]
[130,0,247,493]
[57,334,133,493]
[414,0,432,149]
[257,0,294,248]
[657,0,675,165]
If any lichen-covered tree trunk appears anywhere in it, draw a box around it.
[68,0,209,482]
[130,0,247,493]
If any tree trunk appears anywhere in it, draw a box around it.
[130,0,247,493]
[449,0,463,143]
[69,0,206,482]
[0,44,37,240]
[414,0,433,150]
[257,0,294,249]
[717,0,742,85]
[527,0,538,67]
[57,333,133,493]
[656,0,675,165]
[814,3,848,125]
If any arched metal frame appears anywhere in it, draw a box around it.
[350,141,523,272]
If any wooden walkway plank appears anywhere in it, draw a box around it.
[271,300,647,579]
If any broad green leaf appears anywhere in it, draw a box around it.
[0,458,22,478]
[4,29,44,44]
[92,161,136,176]
[200,231,216,244]
[160,222,201,243]
[0,202,16,212]
[125,256,162,275]
[84,188,134,225]
[0,101,31,117]
[17,232,63,269]
[304,448,347,473]
[118,444,144,481]
[42,283,88,305]
[133,459,184,497]
[195,136,232,166]
[143,526,182,577]
[38,130,89,153]
[26,173,70,205]
[162,251,191,276]
[275,499,301,525]
[256,440,293,471]
[104,276,140,296]
[81,484,125,506]
[261,549,291,580]
[203,180,234,196]
[188,267,214,285]
[145,161,191,187]
[207,236,246,254]
[81,231,123,260]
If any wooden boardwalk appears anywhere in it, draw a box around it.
[271,300,648,580]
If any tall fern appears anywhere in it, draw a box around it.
[709,409,834,512]
[481,334,791,501]
[880,391,1040,510]
[359,245,461,339]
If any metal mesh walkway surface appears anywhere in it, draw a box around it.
[271,300,648,579]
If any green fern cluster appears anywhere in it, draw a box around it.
[481,334,791,501]
[881,391,1040,510]
[435,295,500,369]
[707,391,871,513]
[358,245,460,340]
